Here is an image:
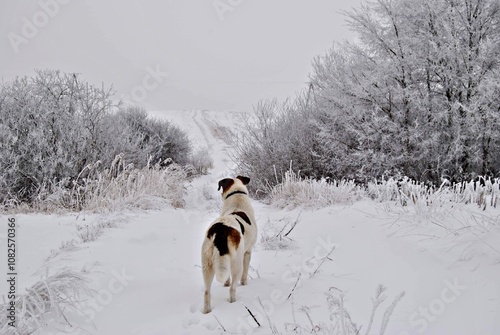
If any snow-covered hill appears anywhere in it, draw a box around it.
[2,110,499,335]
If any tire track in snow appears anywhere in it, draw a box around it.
[188,110,239,175]
[190,110,215,150]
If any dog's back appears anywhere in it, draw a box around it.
[218,176,257,253]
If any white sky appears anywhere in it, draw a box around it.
[0,0,360,113]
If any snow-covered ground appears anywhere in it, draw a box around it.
[1,110,499,335]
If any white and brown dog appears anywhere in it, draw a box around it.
[201,176,257,314]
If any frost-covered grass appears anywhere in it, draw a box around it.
[45,240,80,263]
[67,155,188,212]
[269,171,499,212]
[2,155,190,214]
[75,215,121,243]
[260,214,301,250]
[243,284,404,335]
[268,172,500,265]
[0,268,91,335]
[366,176,499,209]
[281,285,405,335]
[366,177,499,234]
[269,170,361,209]
[379,194,500,265]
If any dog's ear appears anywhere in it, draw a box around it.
[218,178,234,192]
[236,176,250,185]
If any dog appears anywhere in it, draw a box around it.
[201,176,257,314]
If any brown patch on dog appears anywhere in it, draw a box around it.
[218,178,234,194]
[207,222,240,255]
[228,227,241,249]
[236,176,250,185]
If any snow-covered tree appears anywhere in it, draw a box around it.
[311,0,500,182]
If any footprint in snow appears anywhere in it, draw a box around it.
[189,303,198,313]
[127,232,159,244]
[182,316,200,328]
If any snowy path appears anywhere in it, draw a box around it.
[6,110,499,335]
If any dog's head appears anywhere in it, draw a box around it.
[218,176,250,199]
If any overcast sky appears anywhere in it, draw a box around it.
[0,0,361,113]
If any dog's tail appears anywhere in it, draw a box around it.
[214,252,230,283]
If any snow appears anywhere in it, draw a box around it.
[0,214,88,289]
[1,110,499,335]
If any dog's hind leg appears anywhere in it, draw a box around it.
[229,254,243,303]
[202,265,214,313]
[202,243,215,314]
[241,251,251,285]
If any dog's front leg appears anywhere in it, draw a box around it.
[241,251,251,285]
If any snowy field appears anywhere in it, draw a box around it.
[1,110,500,335]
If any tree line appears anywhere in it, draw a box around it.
[235,0,500,193]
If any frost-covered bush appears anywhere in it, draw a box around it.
[0,70,192,207]
[188,147,214,175]
[233,97,324,197]
[103,105,191,168]
[0,70,111,204]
